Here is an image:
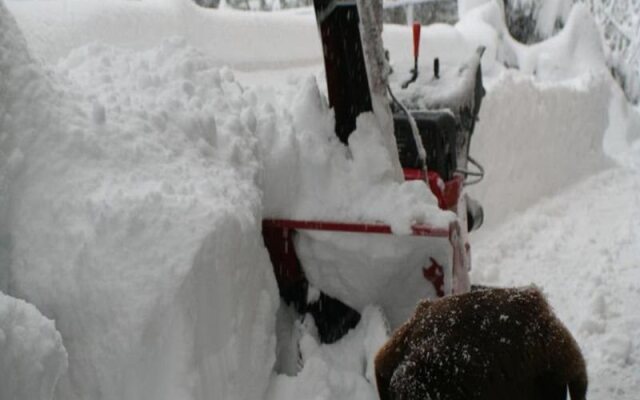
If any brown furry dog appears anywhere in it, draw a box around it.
[374,287,587,400]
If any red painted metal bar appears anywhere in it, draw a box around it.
[262,219,450,237]
[403,168,463,211]
[402,168,425,181]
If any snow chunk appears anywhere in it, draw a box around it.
[267,307,388,400]
[0,291,67,400]
[296,231,452,328]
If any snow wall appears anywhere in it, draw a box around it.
[1,5,67,399]
[469,73,613,230]
[0,2,279,400]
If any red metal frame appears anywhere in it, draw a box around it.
[262,219,450,237]
[262,168,469,306]
[404,169,463,210]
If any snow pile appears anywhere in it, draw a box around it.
[259,76,452,233]
[7,0,454,230]
[267,307,388,400]
[0,291,67,400]
[1,2,278,399]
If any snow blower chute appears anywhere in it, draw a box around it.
[262,0,485,343]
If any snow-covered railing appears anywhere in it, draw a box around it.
[592,0,639,56]
[583,0,640,101]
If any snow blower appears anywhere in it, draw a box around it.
[262,0,485,343]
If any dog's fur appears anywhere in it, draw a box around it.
[374,287,587,400]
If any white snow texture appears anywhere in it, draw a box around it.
[0,0,639,400]
[0,291,67,400]
[1,2,278,400]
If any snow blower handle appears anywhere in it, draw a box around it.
[402,22,422,89]
[413,22,421,69]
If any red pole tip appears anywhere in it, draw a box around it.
[412,22,421,61]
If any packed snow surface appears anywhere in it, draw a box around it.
[1,0,639,399]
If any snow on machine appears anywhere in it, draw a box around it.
[262,0,485,343]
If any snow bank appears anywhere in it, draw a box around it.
[1,2,278,399]
[0,291,67,400]
[468,72,613,229]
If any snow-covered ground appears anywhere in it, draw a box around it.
[0,0,639,399]
[472,163,640,399]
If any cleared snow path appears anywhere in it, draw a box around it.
[472,151,640,399]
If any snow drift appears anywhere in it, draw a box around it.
[1,2,278,400]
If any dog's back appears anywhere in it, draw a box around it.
[374,287,587,400]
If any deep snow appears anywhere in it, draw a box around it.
[0,0,639,399]
[1,2,279,400]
